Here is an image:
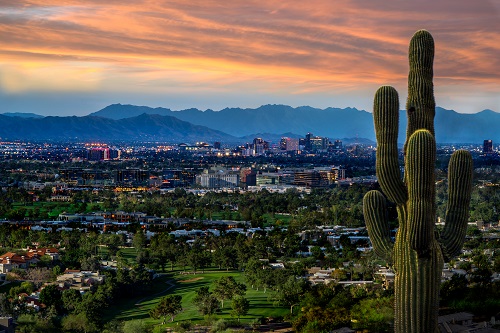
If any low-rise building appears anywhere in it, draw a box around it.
[0,317,14,333]
[56,269,105,291]
[438,312,500,333]
[196,168,240,189]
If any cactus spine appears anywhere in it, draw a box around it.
[363,30,473,332]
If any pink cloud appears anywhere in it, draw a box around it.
[0,0,498,113]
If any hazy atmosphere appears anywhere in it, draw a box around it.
[1,0,499,116]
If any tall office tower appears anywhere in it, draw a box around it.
[483,140,493,154]
[334,140,343,150]
[305,132,313,151]
[280,138,287,150]
[252,138,268,156]
[280,137,299,151]
[286,138,300,151]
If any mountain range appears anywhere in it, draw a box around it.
[0,113,235,142]
[1,104,499,144]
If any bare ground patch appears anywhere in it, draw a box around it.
[179,277,204,283]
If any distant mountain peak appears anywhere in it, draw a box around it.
[477,109,498,114]
[1,112,44,119]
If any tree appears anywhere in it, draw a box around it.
[26,267,53,288]
[213,246,237,271]
[102,320,123,333]
[75,291,106,325]
[62,288,82,313]
[331,268,348,281]
[350,297,394,332]
[310,246,324,260]
[101,233,124,257]
[0,293,12,316]
[133,230,147,253]
[39,285,63,312]
[231,296,250,322]
[149,294,182,323]
[212,276,246,308]
[16,315,37,333]
[244,258,264,289]
[14,281,35,296]
[123,320,148,333]
[440,274,468,302]
[193,286,220,315]
[61,312,99,333]
[187,241,203,274]
[16,314,56,333]
[271,276,309,313]
[80,256,101,271]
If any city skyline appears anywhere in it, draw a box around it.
[1,0,499,116]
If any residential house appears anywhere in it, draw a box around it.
[0,252,30,273]
[26,247,60,261]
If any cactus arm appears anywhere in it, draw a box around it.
[405,29,435,153]
[363,190,394,262]
[406,129,436,257]
[439,150,473,260]
[373,86,408,205]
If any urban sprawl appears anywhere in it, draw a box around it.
[0,135,498,333]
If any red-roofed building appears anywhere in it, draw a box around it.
[0,248,58,273]
[25,247,60,261]
[0,252,29,273]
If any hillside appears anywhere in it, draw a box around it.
[0,114,237,143]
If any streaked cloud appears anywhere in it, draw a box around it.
[0,0,498,115]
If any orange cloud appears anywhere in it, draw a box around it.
[0,0,498,114]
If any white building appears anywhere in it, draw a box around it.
[196,168,239,188]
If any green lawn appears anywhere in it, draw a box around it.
[9,201,106,219]
[263,213,293,226]
[98,246,139,263]
[101,274,174,323]
[102,270,289,327]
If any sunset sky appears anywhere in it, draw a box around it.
[1,0,499,116]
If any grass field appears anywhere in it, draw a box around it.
[11,201,106,219]
[102,270,289,328]
[262,213,293,227]
[98,246,139,262]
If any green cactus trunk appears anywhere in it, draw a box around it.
[363,30,473,333]
[393,209,443,332]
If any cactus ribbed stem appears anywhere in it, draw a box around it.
[363,190,393,262]
[406,30,435,146]
[374,86,407,205]
[363,29,472,333]
[440,150,473,260]
[406,129,436,256]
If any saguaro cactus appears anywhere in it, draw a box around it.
[363,30,473,332]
